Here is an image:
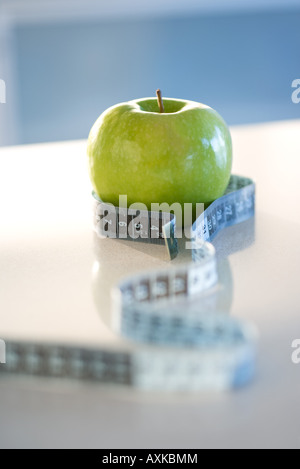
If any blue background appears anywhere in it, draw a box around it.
[9,8,300,144]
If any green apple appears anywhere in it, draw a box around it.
[87,92,232,221]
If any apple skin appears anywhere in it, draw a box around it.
[87,97,232,215]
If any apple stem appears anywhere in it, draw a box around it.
[156,89,165,113]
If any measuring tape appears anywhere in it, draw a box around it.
[1,327,256,391]
[94,173,257,390]
[93,175,255,260]
[93,191,178,259]
[113,242,226,345]
[0,175,257,391]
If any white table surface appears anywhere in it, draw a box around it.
[0,120,300,449]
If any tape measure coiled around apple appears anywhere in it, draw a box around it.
[93,175,255,260]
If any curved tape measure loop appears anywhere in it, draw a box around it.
[190,175,255,244]
[112,241,218,342]
[110,239,258,390]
